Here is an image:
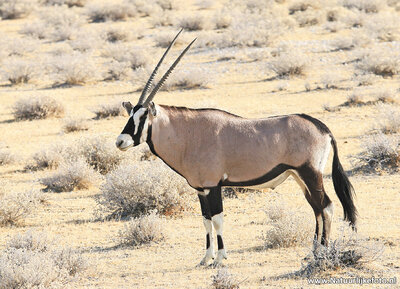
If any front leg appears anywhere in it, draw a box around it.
[208,186,227,267]
[198,192,215,265]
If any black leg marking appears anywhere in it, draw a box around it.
[198,194,211,219]
[206,233,210,249]
[206,186,223,217]
[217,235,224,250]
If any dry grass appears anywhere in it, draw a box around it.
[13,96,64,121]
[0,186,43,226]
[375,104,400,134]
[102,44,152,70]
[262,202,313,248]
[162,67,212,91]
[357,47,400,77]
[62,117,89,133]
[40,158,98,192]
[0,230,87,288]
[269,51,309,78]
[297,226,384,277]
[0,149,15,166]
[342,0,385,13]
[98,160,192,218]
[178,15,206,31]
[50,53,100,86]
[86,2,137,22]
[1,58,35,85]
[211,269,240,289]
[93,102,126,119]
[118,211,166,246]
[354,133,400,173]
[0,0,33,19]
[104,61,134,81]
[41,0,87,7]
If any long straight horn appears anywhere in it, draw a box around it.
[143,38,197,107]
[137,28,183,106]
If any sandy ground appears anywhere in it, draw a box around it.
[0,0,399,288]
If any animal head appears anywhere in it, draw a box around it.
[116,29,196,151]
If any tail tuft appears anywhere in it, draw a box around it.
[331,137,357,229]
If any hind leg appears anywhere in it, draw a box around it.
[292,166,333,247]
[198,192,215,265]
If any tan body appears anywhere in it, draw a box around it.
[150,105,330,189]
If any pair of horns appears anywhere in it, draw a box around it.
[137,29,197,107]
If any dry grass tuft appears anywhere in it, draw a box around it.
[98,160,192,218]
[262,202,313,248]
[104,61,134,81]
[178,15,206,31]
[86,2,137,22]
[162,67,211,91]
[13,96,64,121]
[211,269,240,289]
[297,226,384,277]
[40,159,98,192]
[1,58,35,85]
[0,230,87,288]
[358,48,400,77]
[342,0,385,13]
[0,149,15,166]
[375,104,400,134]
[118,211,166,246]
[62,117,89,133]
[269,52,309,78]
[93,102,126,119]
[41,0,87,7]
[102,44,152,70]
[0,0,33,19]
[354,133,400,173]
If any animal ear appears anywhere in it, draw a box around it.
[149,102,157,117]
[122,101,133,115]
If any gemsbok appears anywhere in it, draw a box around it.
[115,29,357,267]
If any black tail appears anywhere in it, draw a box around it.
[331,137,357,230]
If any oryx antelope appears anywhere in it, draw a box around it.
[116,30,357,267]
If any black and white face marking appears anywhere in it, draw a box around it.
[116,105,150,151]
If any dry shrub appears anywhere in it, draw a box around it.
[343,92,366,106]
[195,0,214,10]
[354,133,400,173]
[13,96,64,121]
[40,159,98,192]
[212,12,232,29]
[293,9,322,27]
[104,61,134,81]
[154,31,186,48]
[0,230,87,288]
[178,15,206,31]
[211,269,240,289]
[0,38,38,57]
[1,58,35,85]
[118,211,166,246]
[86,2,137,22]
[0,149,15,165]
[375,104,400,134]
[41,0,87,7]
[298,226,384,277]
[269,51,309,78]
[93,102,126,119]
[358,48,400,77]
[102,44,152,70]
[364,12,400,41]
[103,28,132,43]
[98,160,192,218]
[162,67,211,91]
[262,203,313,248]
[342,0,385,13]
[62,117,89,133]
[288,0,316,14]
[129,0,176,16]
[0,0,34,19]
[50,53,100,86]
[27,142,74,170]
[0,187,43,226]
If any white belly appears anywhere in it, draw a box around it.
[245,170,292,190]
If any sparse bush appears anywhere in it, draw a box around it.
[0,0,34,19]
[358,48,400,77]
[27,142,74,170]
[211,269,240,289]
[41,159,98,192]
[342,0,385,13]
[93,102,126,119]
[41,0,87,7]
[344,92,365,106]
[364,12,400,41]
[354,133,400,172]
[213,12,232,29]
[104,61,134,81]
[13,96,64,121]
[297,226,384,277]
[375,104,400,134]
[154,32,186,48]
[162,67,211,91]
[0,149,15,165]
[86,2,137,22]
[262,203,313,248]
[195,0,214,10]
[98,160,192,218]
[102,44,152,70]
[62,118,89,133]
[50,53,101,86]
[0,230,87,288]
[1,58,35,85]
[288,0,315,14]
[0,187,43,226]
[269,52,308,78]
[103,28,131,43]
[293,9,322,27]
[119,211,166,246]
[178,15,206,31]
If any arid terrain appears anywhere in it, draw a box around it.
[0,0,399,288]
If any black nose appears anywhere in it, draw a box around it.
[116,140,123,148]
